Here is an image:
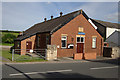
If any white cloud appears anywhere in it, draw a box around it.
[75,2,106,18]
[75,2,118,23]
[2,2,118,31]
[105,12,118,22]
[46,2,52,4]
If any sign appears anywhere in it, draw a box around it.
[78,27,83,32]
[30,49,33,53]
[78,32,85,35]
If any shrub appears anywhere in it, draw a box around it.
[2,34,17,44]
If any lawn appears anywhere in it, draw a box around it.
[0,43,14,46]
[2,49,46,62]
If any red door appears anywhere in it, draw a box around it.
[77,43,84,53]
[26,41,32,52]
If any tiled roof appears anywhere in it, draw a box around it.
[91,19,120,29]
[15,9,89,40]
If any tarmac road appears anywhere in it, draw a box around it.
[2,59,119,80]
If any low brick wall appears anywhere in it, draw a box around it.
[74,53,83,60]
[84,53,96,59]
[74,53,96,60]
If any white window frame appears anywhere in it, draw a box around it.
[76,36,85,43]
[61,36,67,48]
[92,37,97,48]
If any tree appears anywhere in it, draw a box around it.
[2,34,16,44]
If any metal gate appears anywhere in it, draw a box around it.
[12,49,46,61]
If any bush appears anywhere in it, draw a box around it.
[2,34,17,44]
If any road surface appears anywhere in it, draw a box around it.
[2,59,119,79]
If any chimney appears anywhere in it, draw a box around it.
[60,12,63,17]
[51,16,53,19]
[19,32,23,35]
[44,18,47,21]
[18,32,23,37]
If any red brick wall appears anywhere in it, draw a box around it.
[51,14,103,58]
[74,53,97,60]
[84,53,96,59]
[20,35,36,55]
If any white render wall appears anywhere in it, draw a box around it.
[106,27,120,38]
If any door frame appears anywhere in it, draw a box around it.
[76,36,85,53]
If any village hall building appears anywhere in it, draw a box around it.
[14,10,104,59]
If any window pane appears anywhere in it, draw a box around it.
[92,41,96,48]
[77,37,80,42]
[46,35,49,44]
[62,36,66,40]
[62,40,66,47]
[17,42,20,48]
[37,36,40,47]
[81,37,84,42]
[92,37,96,48]
[93,38,96,41]
[61,36,67,48]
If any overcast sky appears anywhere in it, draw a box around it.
[2,2,118,31]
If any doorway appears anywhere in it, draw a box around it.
[76,36,85,53]
[26,41,32,52]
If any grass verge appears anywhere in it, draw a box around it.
[2,49,46,62]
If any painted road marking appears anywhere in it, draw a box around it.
[90,66,118,70]
[9,69,72,76]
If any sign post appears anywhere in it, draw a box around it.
[12,49,14,61]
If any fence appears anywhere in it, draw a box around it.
[12,49,46,61]
[12,45,57,61]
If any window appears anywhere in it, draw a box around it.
[77,37,85,43]
[37,36,40,47]
[17,42,20,48]
[61,36,67,48]
[77,37,80,42]
[46,35,50,45]
[81,37,84,43]
[92,37,97,48]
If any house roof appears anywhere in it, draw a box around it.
[91,19,120,29]
[15,9,89,41]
